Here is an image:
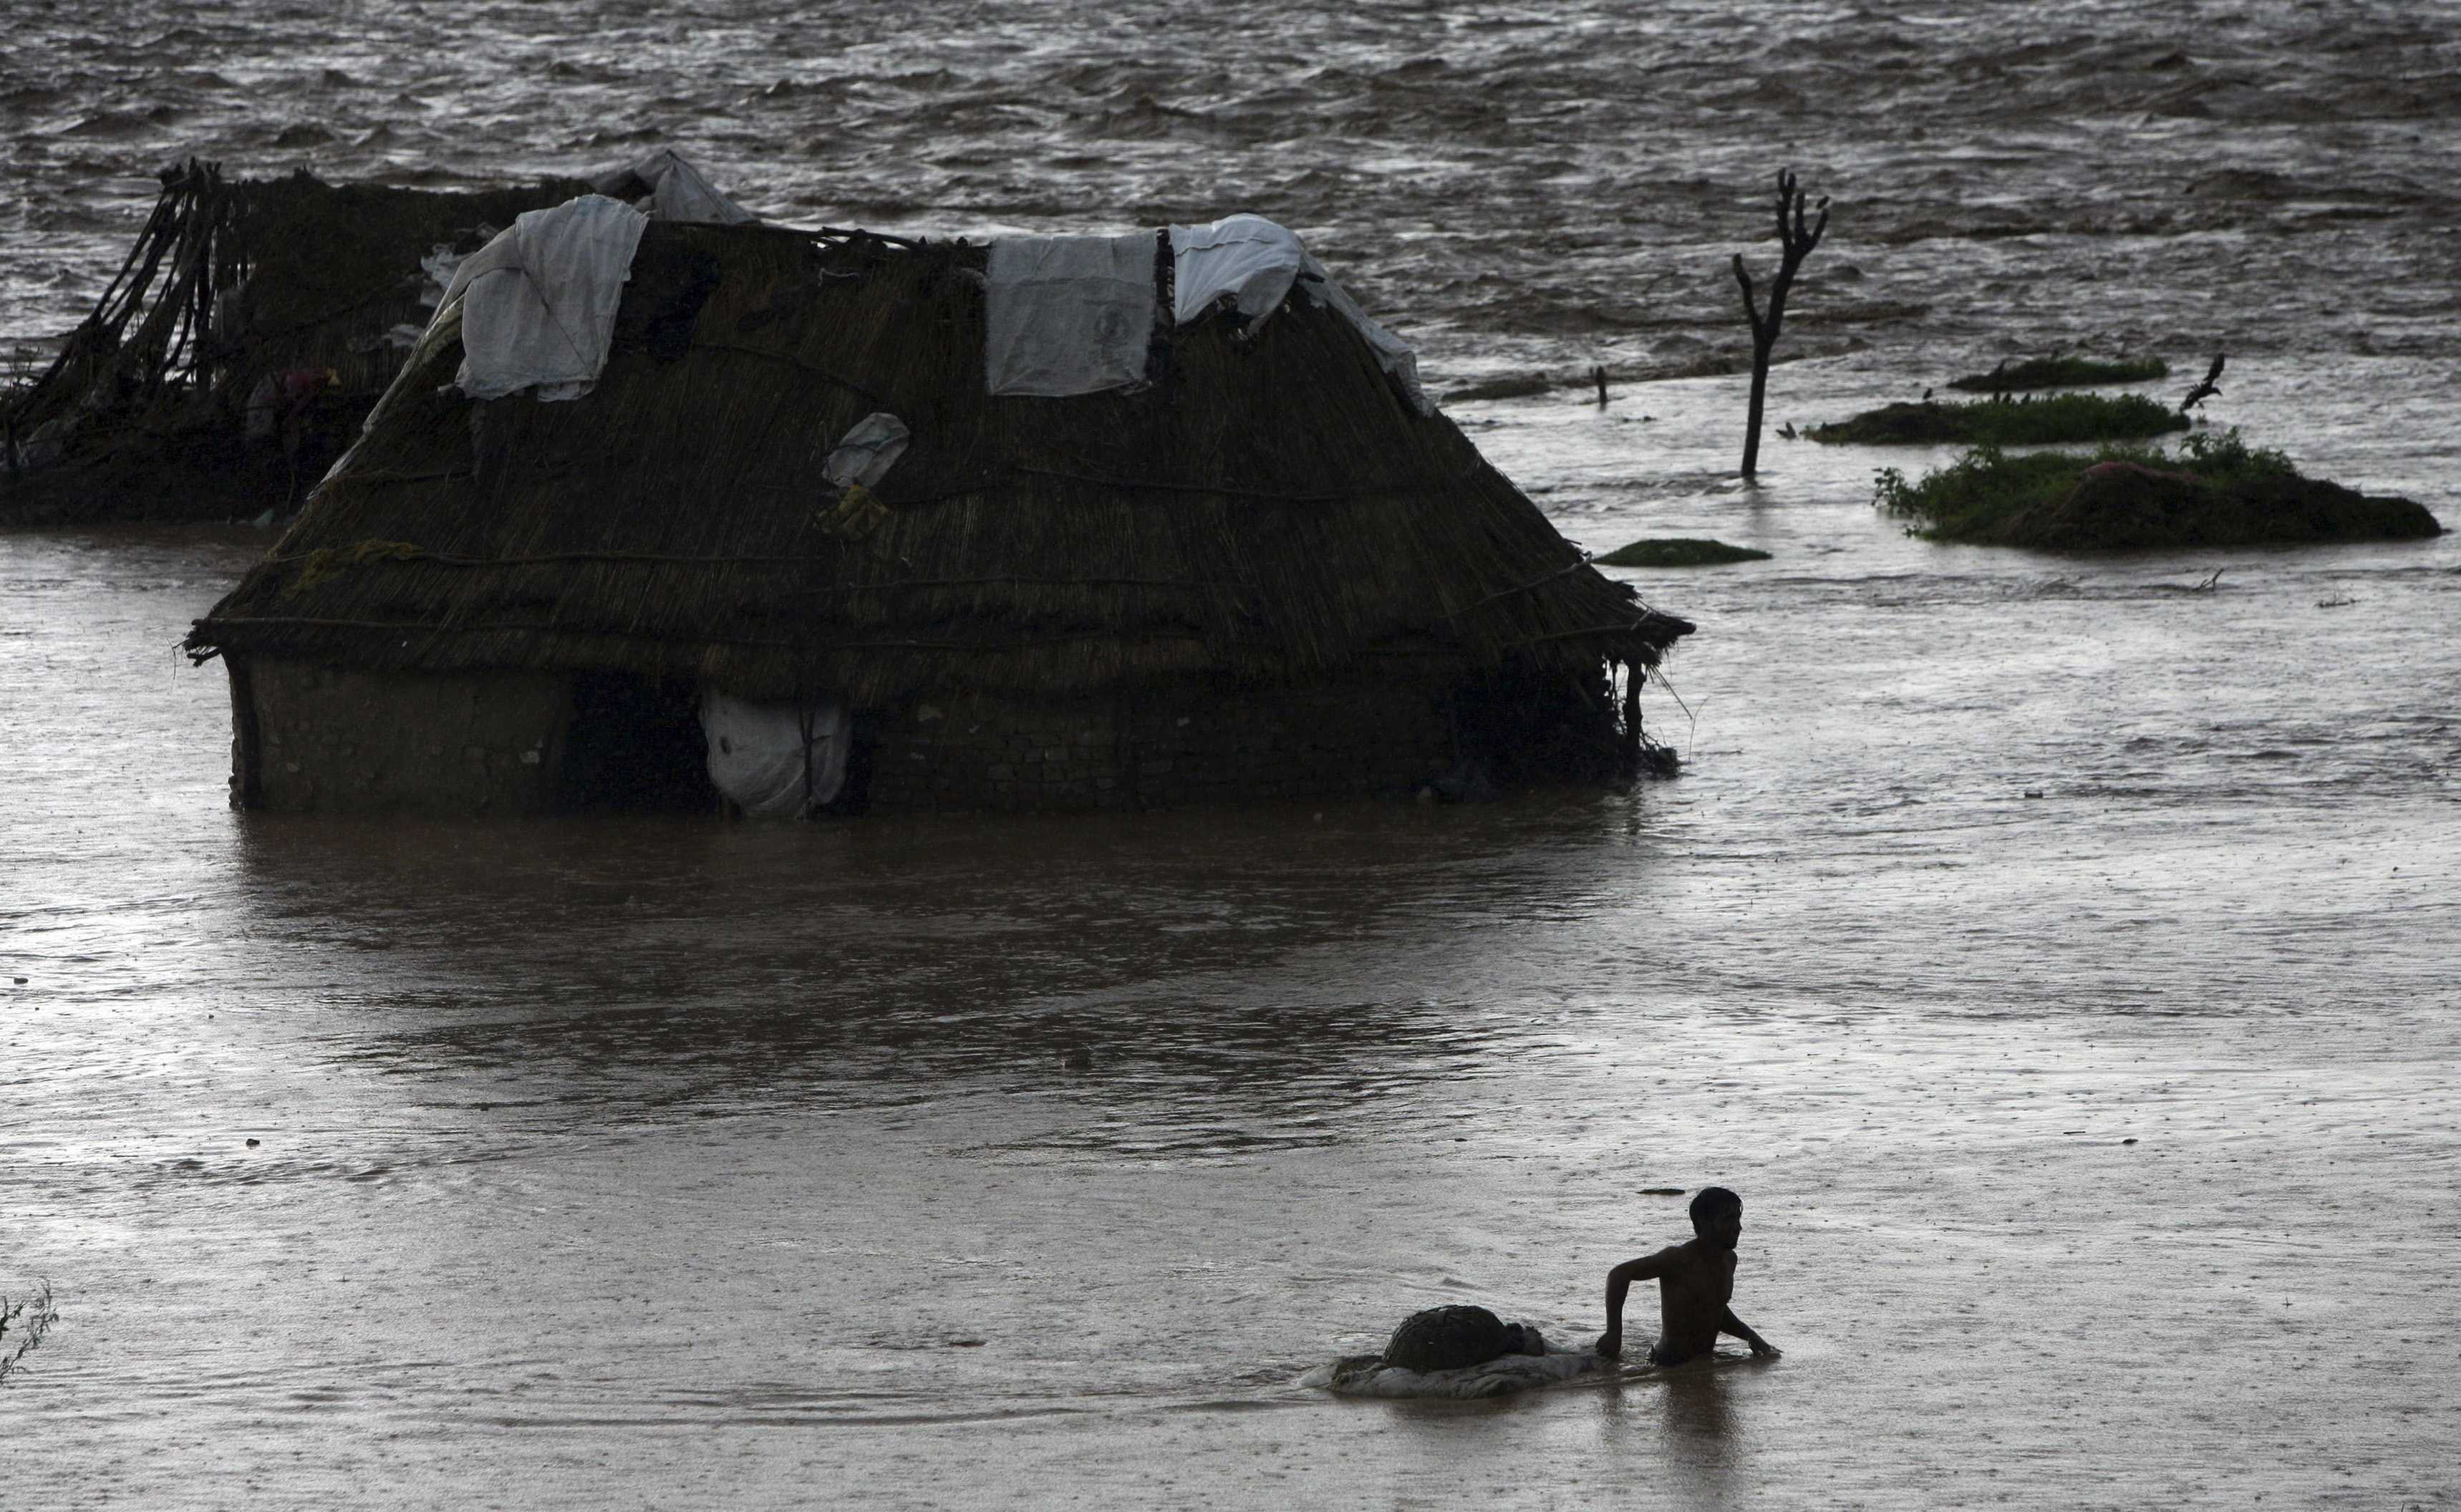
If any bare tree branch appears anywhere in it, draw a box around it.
[1736,168,1832,481]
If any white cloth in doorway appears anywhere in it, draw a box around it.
[699,689,852,818]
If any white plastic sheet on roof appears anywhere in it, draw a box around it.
[592,147,759,226]
[821,412,912,488]
[1168,213,1306,324]
[984,214,1433,413]
[983,233,1158,397]
[444,193,648,402]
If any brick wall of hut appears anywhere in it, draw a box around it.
[227,659,1471,816]
[860,677,1459,814]
[233,658,573,814]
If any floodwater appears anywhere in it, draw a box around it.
[5,1,2460,1508]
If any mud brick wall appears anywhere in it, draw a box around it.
[234,656,572,815]
[860,675,1460,813]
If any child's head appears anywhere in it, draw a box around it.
[1688,1186,1743,1246]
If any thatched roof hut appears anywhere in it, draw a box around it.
[185,213,1691,815]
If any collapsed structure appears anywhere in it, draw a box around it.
[182,200,1692,815]
[1,152,748,523]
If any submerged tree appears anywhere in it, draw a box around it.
[1732,169,1831,482]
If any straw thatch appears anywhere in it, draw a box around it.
[2,161,582,523]
[185,219,1688,758]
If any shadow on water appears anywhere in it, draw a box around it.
[1660,1367,1742,1491]
[218,788,1683,1138]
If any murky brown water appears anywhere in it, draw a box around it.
[7,1,2461,1506]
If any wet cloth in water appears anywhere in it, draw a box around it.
[984,233,1158,397]
[1307,1350,1609,1399]
[1304,1304,1598,1398]
[698,690,852,818]
[445,193,649,402]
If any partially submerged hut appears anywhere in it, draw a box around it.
[2,152,748,523]
[183,205,1691,815]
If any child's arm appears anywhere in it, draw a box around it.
[1595,1250,1675,1358]
[1719,1307,1780,1357]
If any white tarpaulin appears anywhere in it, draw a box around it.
[699,690,851,818]
[1167,213,1433,415]
[444,194,649,402]
[1169,213,1305,325]
[984,233,1157,397]
[592,147,759,225]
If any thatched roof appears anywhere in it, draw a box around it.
[186,220,1690,704]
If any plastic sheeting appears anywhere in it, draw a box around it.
[698,690,852,818]
[981,218,1428,410]
[1168,214,1432,414]
[444,194,649,402]
[984,233,1157,397]
[821,412,912,488]
[591,148,759,226]
[1168,213,1306,326]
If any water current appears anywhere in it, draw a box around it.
[4,2,2458,1508]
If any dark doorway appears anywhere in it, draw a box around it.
[556,673,718,813]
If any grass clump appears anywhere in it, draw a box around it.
[1,1280,57,1385]
[1873,430,2443,550]
[1814,392,2188,447]
[1595,538,1772,568]
[1947,355,2168,392]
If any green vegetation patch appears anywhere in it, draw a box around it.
[1873,430,2444,550]
[1946,355,2169,392]
[1813,393,2188,447]
[1595,537,1772,568]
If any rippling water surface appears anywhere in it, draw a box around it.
[5,2,2459,1508]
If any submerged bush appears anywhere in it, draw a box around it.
[1814,392,2188,447]
[1595,537,1772,567]
[1946,355,2169,392]
[1872,430,2441,550]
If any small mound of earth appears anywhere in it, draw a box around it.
[1991,460,2442,550]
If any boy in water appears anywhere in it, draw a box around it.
[1595,1186,1781,1366]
